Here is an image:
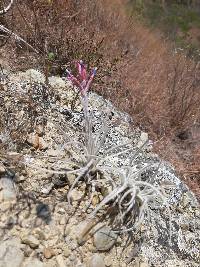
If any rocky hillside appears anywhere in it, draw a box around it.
[0,69,199,267]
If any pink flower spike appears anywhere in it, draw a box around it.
[85,67,97,93]
[66,61,97,96]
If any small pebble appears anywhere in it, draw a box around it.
[21,235,40,248]
[43,247,55,259]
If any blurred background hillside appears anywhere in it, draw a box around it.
[128,0,200,58]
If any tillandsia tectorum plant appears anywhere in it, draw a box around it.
[66,61,171,244]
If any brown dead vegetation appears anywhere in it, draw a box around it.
[0,0,199,199]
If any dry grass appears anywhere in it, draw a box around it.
[0,0,199,199]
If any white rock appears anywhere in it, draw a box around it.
[49,77,66,89]
[88,254,106,267]
[44,259,57,267]
[104,256,112,267]
[41,183,54,194]
[0,201,12,212]
[17,175,26,182]
[23,258,44,267]
[70,188,83,202]
[56,255,66,267]
[62,245,71,258]
[20,69,45,83]
[139,262,149,267]
[93,226,117,251]
[0,238,24,267]
[0,176,16,201]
